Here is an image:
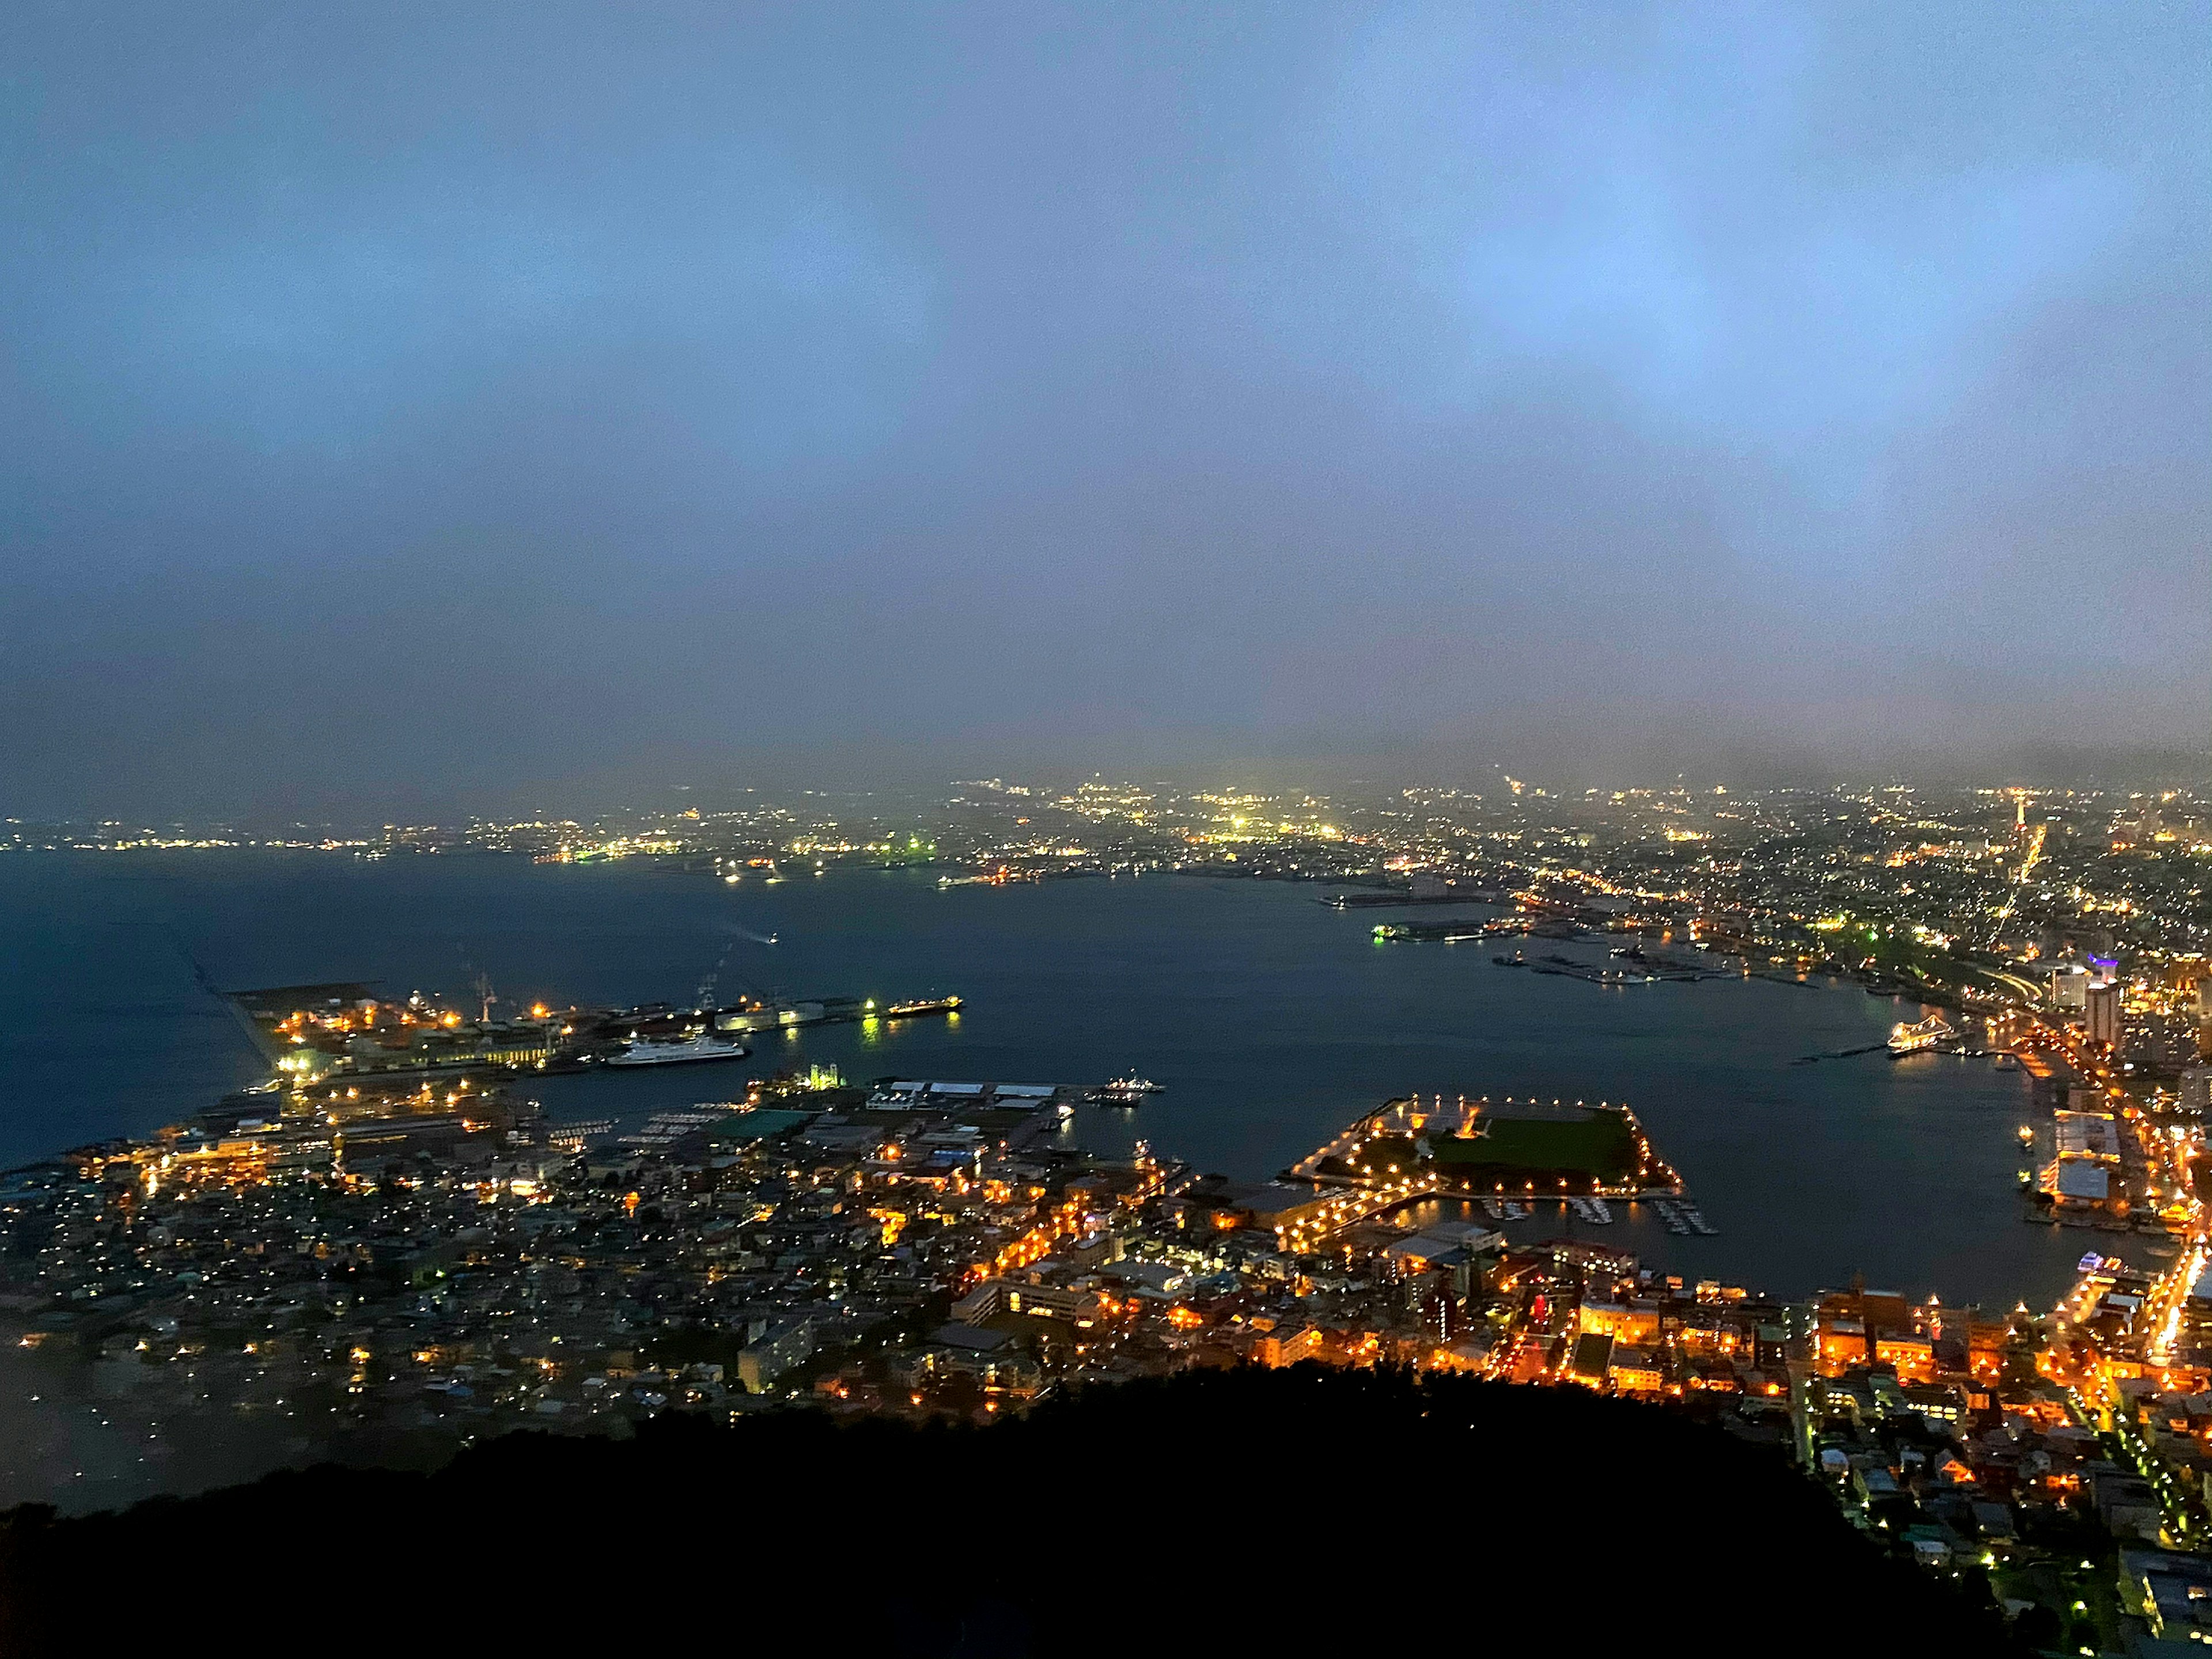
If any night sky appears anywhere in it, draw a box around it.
[3,3,2205,814]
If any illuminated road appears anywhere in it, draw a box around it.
[1277,1173,1442,1253]
[1986,821,2046,944]
[1980,967,2044,1003]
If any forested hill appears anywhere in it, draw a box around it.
[0,1368,2010,1656]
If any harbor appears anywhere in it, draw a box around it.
[220,980,965,1086]
[5,853,2081,1308]
[1465,1191,1715,1234]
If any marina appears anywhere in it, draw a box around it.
[1649,1195,1719,1236]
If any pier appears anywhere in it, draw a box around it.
[215,980,966,1087]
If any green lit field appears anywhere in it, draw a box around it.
[1419,1105,1641,1188]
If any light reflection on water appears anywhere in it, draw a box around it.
[2,854,2081,1307]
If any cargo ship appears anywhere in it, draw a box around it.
[1373,921,1487,943]
[882,995,963,1019]
[604,1031,752,1068]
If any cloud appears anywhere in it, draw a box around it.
[0,1,2202,813]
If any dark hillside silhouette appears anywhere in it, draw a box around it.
[0,1368,2010,1656]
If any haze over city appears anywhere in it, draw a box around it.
[3,2,2205,817]
[9,10,2212,1651]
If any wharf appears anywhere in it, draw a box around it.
[866,1079,1074,1117]
[1497,951,1705,986]
[1323,888,1509,909]
[218,982,965,1087]
[1792,1042,2014,1067]
[1789,1043,1891,1067]
[1609,946,1819,991]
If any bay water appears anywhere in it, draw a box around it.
[0,853,2082,1308]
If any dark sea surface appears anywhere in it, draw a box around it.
[0,852,2083,1308]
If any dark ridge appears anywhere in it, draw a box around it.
[0,1368,2012,1656]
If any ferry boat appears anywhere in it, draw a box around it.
[1888,1013,1955,1054]
[882,995,963,1019]
[1093,1072,1161,1103]
[604,1031,752,1068]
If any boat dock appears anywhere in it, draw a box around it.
[865,1080,1078,1119]
[1650,1195,1718,1236]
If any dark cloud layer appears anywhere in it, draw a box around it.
[2,2,2205,813]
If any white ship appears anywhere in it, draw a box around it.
[1888,1013,1955,1054]
[1093,1072,1162,1103]
[604,1031,751,1068]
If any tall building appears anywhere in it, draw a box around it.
[2085,981,2122,1050]
[2181,1068,2212,1118]
[2050,965,2090,1011]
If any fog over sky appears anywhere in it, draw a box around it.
[2,3,2206,815]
